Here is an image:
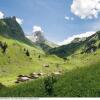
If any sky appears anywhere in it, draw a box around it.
[0,0,100,44]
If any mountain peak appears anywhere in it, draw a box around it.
[26,30,46,44]
[0,17,25,39]
[32,31,46,43]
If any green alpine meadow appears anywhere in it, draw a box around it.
[0,0,100,97]
[0,16,100,97]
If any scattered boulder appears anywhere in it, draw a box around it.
[33,74,39,79]
[30,73,39,79]
[16,75,30,83]
[30,74,39,79]
[52,71,61,75]
[15,81,20,84]
[37,72,45,76]
[29,72,46,79]
[17,76,30,82]
[43,64,49,67]
[18,75,24,77]
[15,70,61,84]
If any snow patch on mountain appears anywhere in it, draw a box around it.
[58,31,95,45]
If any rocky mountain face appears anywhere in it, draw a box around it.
[0,16,25,40]
[0,16,32,45]
[26,30,58,51]
[26,30,54,51]
[26,30,46,44]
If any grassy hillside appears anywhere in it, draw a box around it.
[0,49,100,97]
[0,30,100,96]
[0,17,68,86]
[0,17,100,97]
[0,35,68,86]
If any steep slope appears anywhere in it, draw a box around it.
[48,31,100,58]
[0,34,64,86]
[0,17,24,39]
[0,17,32,45]
[0,35,43,85]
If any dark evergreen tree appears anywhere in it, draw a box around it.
[2,42,8,54]
[26,50,30,56]
[38,55,41,59]
[0,41,2,48]
[98,43,100,48]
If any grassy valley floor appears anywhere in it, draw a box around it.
[0,39,100,97]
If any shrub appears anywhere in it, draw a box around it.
[0,83,5,89]
[43,75,57,96]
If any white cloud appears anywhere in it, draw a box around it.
[65,16,74,21]
[0,11,5,19]
[65,16,70,20]
[58,31,95,45]
[16,17,23,25]
[71,0,100,19]
[32,26,43,33]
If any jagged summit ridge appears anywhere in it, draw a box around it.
[0,16,25,40]
[26,30,46,44]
